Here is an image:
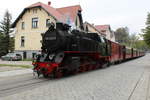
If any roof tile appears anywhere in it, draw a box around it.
[56,5,82,23]
[95,25,110,35]
[27,2,65,22]
[95,25,110,31]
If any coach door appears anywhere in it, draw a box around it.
[123,46,126,60]
[119,46,121,60]
[131,48,134,57]
[120,46,124,60]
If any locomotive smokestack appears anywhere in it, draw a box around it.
[48,1,51,6]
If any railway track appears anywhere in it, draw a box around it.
[0,74,49,97]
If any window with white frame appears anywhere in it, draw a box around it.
[32,18,38,28]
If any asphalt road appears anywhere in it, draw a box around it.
[0,54,150,100]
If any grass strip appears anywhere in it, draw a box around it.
[22,59,33,61]
[0,64,32,68]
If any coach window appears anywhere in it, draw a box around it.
[32,18,38,28]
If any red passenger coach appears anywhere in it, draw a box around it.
[125,47,132,59]
[108,41,124,63]
[132,49,137,58]
[139,51,145,57]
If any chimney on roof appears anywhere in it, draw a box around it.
[48,1,51,6]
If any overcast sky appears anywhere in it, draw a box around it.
[0,0,150,34]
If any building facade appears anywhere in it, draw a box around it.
[83,22,105,37]
[83,22,115,41]
[12,2,83,59]
[95,25,116,42]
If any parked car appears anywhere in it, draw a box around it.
[1,53,22,61]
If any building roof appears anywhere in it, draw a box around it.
[84,21,101,33]
[57,5,82,22]
[95,25,110,35]
[12,2,82,28]
[95,25,110,31]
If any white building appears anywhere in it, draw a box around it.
[95,25,115,42]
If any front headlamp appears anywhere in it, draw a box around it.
[49,54,55,60]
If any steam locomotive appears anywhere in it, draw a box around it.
[32,22,145,78]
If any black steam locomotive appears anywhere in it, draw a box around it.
[32,22,144,78]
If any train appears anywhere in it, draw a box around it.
[32,22,145,78]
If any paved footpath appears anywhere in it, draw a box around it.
[0,54,150,100]
[0,69,32,77]
[0,60,32,65]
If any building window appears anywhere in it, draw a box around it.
[101,30,106,32]
[46,19,51,27]
[75,19,78,26]
[33,9,37,14]
[22,22,25,29]
[32,53,36,59]
[28,9,30,13]
[85,25,89,32]
[32,18,38,28]
[21,36,25,47]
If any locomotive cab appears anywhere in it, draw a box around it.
[85,33,110,56]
